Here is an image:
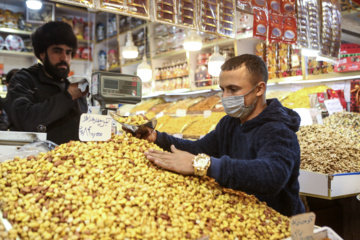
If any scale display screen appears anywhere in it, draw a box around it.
[91,71,142,105]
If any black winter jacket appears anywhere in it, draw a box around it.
[5,64,88,144]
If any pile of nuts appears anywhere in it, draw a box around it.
[130,98,164,113]
[297,124,360,174]
[0,220,18,240]
[114,115,149,125]
[323,111,360,146]
[187,95,221,112]
[281,85,329,109]
[182,113,226,138]
[0,134,290,239]
[159,116,202,134]
[164,97,205,114]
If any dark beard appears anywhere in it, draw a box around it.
[43,54,70,81]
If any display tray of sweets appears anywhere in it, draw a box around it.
[297,124,360,199]
[0,134,291,239]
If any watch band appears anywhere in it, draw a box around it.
[192,153,211,177]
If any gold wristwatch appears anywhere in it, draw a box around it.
[192,154,211,177]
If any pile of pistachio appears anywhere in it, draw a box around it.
[0,134,290,240]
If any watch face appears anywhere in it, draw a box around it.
[194,158,208,168]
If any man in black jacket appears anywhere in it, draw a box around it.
[5,21,88,144]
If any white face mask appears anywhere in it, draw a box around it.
[221,84,259,119]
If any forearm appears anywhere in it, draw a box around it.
[10,91,75,131]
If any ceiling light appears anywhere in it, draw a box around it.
[122,32,138,59]
[183,30,202,51]
[26,0,42,10]
[208,46,225,77]
[137,56,152,82]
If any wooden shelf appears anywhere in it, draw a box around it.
[121,60,142,67]
[152,49,186,60]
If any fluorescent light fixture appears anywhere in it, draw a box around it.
[183,30,202,51]
[122,32,138,59]
[301,48,319,57]
[26,0,42,10]
[316,55,338,64]
[208,46,225,77]
[137,56,152,82]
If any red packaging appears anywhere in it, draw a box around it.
[253,9,268,40]
[327,89,347,110]
[269,14,283,42]
[283,16,297,44]
[80,47,92,60]
[268,0,281,14]
[252,0,267,9]
[280,0,295,15]
[350,79,360,112]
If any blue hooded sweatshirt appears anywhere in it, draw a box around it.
[155,98,305,217]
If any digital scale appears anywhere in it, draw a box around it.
[91,71,142,114]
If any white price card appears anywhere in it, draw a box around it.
[324,99,344,115]
[136,111,146,115]
[79,114,112,142]
[203,110,212,118]
[293,108,313,126]
[290,212,315,240]
[176,109,187,117]
[156,111,164,118]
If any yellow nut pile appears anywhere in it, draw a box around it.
[281,85,329,109]
[0,134,290,240]
[297,124,360,174]
[154,115,172,131]
[0,220,18,240]
[187,95,221,112]
[159,116,203,134]
[114,115,149,125]
[182,113,226,138]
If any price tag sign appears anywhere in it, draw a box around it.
[204,110,212,118]
[324,99,344,115]
[136,111,146,115]
[293,108,313,126]
[290,212,316,240]
[156,111,164,118]
[79,114,112,141]
[176,109,187,117]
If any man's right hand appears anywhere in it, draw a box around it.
[123,127,157,143]
[67,83,88,100]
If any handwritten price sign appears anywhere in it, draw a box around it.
[79,114,112,141]
[290,212,316,240]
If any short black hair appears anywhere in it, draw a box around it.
[31,21,77,60]
[5,68,19,85]
[221,54,268,84]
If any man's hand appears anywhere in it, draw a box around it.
[144,145,195,175]
[67,83,88,100]
[123,127,157,143]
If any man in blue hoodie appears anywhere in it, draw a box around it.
[142,54,305,217]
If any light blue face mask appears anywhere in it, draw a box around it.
[221,84,259,119]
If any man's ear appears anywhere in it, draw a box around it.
[39,52,45,62]
[256,81,267,96]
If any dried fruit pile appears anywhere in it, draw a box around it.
[297,124,360,174]
[0,134,290,240]
[182,113,226,138]
[281,85,329,109]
